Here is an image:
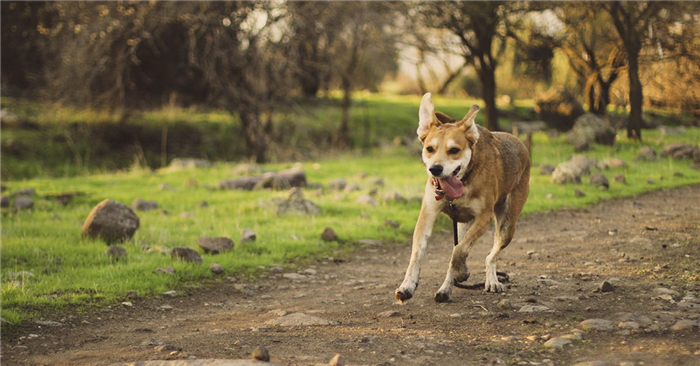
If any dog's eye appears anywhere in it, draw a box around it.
[426,147,435,153]
[448,148,461,154]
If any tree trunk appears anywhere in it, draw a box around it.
[337,76,352,148]
[239,109,267,163]
[586,75,598,114]
[596,81,612,115]
[627,51,643,140]
[478,65,499,131]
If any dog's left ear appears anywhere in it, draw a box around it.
[458,104,480,145]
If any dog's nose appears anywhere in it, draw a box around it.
[429,165,443,177]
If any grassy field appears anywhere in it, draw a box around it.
[2,125,700,327]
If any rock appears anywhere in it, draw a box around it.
[357,195,378,206]
[598,281,614,292]
[670,319,698,332]
[45,191,85,205]
[82,199,140,243]
[571,362,610,366]
[646,178,655,184]
[567,114,616,151]
[661,143,700,162]
[599,157,627,169]
[241,228,256,243]
[251,345,270,362]
[186,178,199,188]
[618,321,640,330]
[384,220,400,228]
[343,183,361,193]
[614,174,626,184]
[210,263,224,275]
[167,158,211,171]
[654,287,680,298]
[132,199,159,211]
[539,164,555,175]
[518,305,552,313]
[158,183,175,191]
[574,189,586,198]
[580,318,613,331]
[196,201,209,208]
[13,195,34,210]
[358,239,382,246]
[382,191,407,203]
[328,179,347,191]
[673,171,684,177]
[552,162,583,184]
[535,87,585,131]
[220,176,260,190]
[321,227,338,241]
[221,168,307,191]
[154,267,175,275]
[303,268,317,275]
[589,174,609,189]
[162,290,177,297]
[106,245,128,260]
[9,188,36,197]
[232,163,263,176]
[287,187,304,200]
[636,146,657,161]
[544,337,571,349]
[266,312,336,326]
[197,237,234,254]
[377,310,400,318]
[329,354,344,366]
[171,247,203,264]
[276,197,321,216]
[283,273,307,280]
[368,177,384,187]
[497,299,512,310]
[615,313,652,327]
[35,320,64,327]
[180,212,195,218]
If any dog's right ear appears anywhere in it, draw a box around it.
[417,93,438,141]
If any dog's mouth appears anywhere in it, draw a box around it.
[432,166,464,199]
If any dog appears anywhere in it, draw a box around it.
[395,93,530,303]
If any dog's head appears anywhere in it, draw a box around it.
[416,93,480,199]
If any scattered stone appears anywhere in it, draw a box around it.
[125,291,138,299]
[35,320,64,327]
[283,273,307,281]
[636,146,657,161]
[567,113,616,151]
[518,305,552,313]
[599,157,627,169]
[232,163,263,176]
[241,228,256,243]
[368,177,384,187]
[158,183,175,191]
[654,287,680,298]
[266,312,336,326]
[544,337,571,349]
[152,245,172,255]
[598,281,614,293]
[210,263,225,275]
[574,189,586,198]
[580,318,613,331]
[171,247,203,264]
[303,268,317,275]
[329,354,344,366]
[328,179,347,191]
[180,212,195,218]
[196,201,209,208]
[221,168,307,191]
[618,321,640,330]
[287,187,304,200]
[382,191,407,203]
[497,299,512,310]
[571,362,610,366]
[670,319,698,332]
[186,178,199,188]
[673,172,684,177]
[14,195,34,210]
[646,178,655,184]
[122,301,133,307]
[197,237,234,254]
[162,290,177,297]
[132,199,159,211]
[539,164,555,175]
[82,199,140,243]
[614,174,626,184]
[384,220,400,228]
[358,239,382,246]
[661,143,700,161]
[589,174,609,189]
[167,158,211,171]
[106,245,128,260]
[357,195,378,206]
[377,310,400,318]
[9,188,36,197]
[276,194,321,216]
[343,183,362,193]
[154,267,175,275]
[321,227,338,241]
[251,345,270,362]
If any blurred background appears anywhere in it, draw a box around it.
[3,1,700,179]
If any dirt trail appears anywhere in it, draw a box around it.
[3,186,700,366]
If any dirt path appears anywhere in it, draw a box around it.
[3,185,700,366]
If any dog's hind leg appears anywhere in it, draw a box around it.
[434,222,470,301]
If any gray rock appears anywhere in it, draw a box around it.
[535,87,584,131]
[128,360,281,366]
[574,189,586,198]
[251,346,270,362]
[599,158,627,169]
[167,158,211,171]
[368,177,384,187]
[343,183,362,193]
[589,174,609,189]
[618,321,640,330]
[357,195,378,206]
[232,163,263,176]
[518,305,552,313]
[221,168,307,191]
[106,245,128,260]
[186,178,199,188]
[670,319,698,332]
[210,263,225,275]
[241,228,256,243]
[654,287,680,298]
[358,239,382,246]
[286,187,304,200]
[276,197,321,216]
[196,201,209,208]
[132,199,159,211]
[171,247,202,264]
[35,320,64,327]
[384,220,400,228]
[321,227,338,241]
[82,199,140,243]
[646,178,655,184]
[9,188,36,197]
[661,143,700,162]
[543,337,571,349]
[636,146,657,161]
[158,184,176,191]
[571,362,610,366]
[266,312,336,326]
[382,191,406,203]
[497,299,512,310]
[328,179,347,191]
[614,174,626,184]
[283,273,307,281]
[552,156,596,184]
[162,290,177,297]
[580,318,613,331]
[180,212,195,218]
[377,310,400,318]
[14,195,34,210]
[197,237,234,254]
[539,164,555,175]
[328,354,344,366]
[567,113,616,151]
[154,267,175,275]
[598,281,614,292]
[615,313,652,327]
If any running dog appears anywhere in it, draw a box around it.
[395,93,530,303]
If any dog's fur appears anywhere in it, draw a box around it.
[395,93,530,303]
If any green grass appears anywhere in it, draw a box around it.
[2,127,700,327]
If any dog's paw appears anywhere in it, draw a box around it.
[394,288,414,303]
[485,280,505,293]
[434,291,450,303]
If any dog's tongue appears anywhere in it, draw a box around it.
[438,175,464,199]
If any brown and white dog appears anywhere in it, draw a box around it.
[395,93,530,303]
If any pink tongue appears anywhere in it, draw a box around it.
[438,175,464,199]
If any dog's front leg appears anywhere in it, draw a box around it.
[434,212,493,303]
[395,188,441,303]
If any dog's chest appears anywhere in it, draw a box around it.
[441,198,481,223]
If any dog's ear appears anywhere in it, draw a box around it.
[417,93,438,141]
[458,104,480,145]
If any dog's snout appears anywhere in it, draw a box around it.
[429,165,443,177]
